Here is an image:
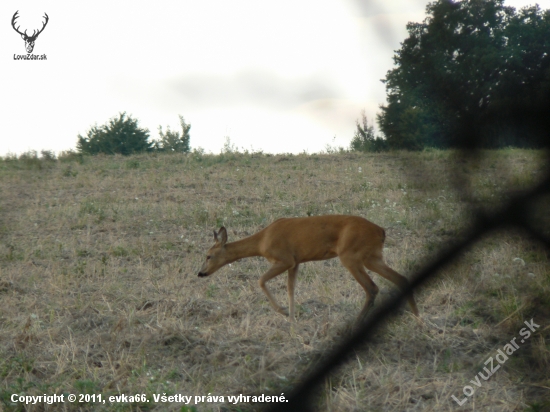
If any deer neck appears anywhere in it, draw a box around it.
[225,233,262,262]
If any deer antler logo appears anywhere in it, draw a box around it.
[11,11,49,54]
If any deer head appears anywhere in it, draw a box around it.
[12,11,49,54]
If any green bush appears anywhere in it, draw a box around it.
[350,111,388,152]
[153,115,191,153]
[77,112,152,155]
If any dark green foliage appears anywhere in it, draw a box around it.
[350,111,388,152]
[154,115,191,153]
[77,112,152,155]
[378,0,550,149]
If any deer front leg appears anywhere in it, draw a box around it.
[258,262,292,316]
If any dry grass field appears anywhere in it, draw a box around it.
[0,149,549,412]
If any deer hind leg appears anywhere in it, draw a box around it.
[287,264,299,321]
[364,255,419,316]
[339,254,379,319]
[258,261,293,316]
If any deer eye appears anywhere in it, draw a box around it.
[206,256,211,260]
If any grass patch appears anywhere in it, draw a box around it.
[0,149,548,411]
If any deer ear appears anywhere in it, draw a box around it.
[218,227,228,246]
[213,230,218,242]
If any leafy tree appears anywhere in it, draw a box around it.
[154,115,191,153]
[350,111,388,152]
[378,0,550,149]
[77,112,152,155]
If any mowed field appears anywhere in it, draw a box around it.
[0,149,549,412]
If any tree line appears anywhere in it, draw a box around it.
[353,0,550,151]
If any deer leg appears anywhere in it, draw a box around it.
[287,264,299,321]
[339,255,379,319]
[258,262,293,316]
[364,256,419,316]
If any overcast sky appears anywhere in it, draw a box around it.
[1,0,547,156]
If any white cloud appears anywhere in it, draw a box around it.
[1,0,548,155]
